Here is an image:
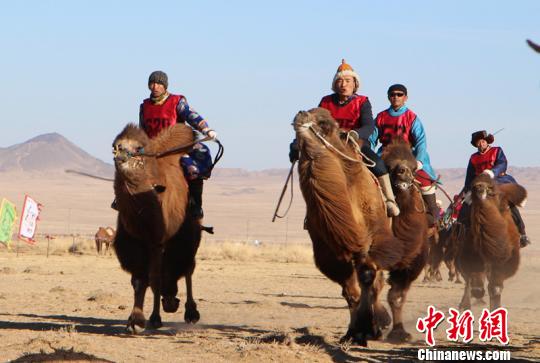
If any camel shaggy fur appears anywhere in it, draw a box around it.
[456,174,525,310]
[294,108,407,346]
[112,123,202,333]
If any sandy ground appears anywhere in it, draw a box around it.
[0,171,539,362]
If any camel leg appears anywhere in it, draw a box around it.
[350,262,380,346]
[184,273,200,323]
[373,271,391,330]
[445,258,455,281]
[127,275,148,334]
[147,251,163,330]
[386,276,413,343]
[459,277,472,310]
[339,268,361,343]
[422,265,431,283]
[96,240,101,255]
[487,270,504,310]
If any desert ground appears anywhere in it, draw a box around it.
[0,170,539,362]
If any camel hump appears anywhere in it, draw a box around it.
[498,183,527,207]
[147,123,194,155]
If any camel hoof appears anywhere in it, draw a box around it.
[340,331,368,347]
[147,314,163,330]
[422,275,431,283]
[126,312,145,334]
[455,279,462,284]
[184,307,200,324]
[375,306,392,330]
[162,296,180,313]
[459,303,471,311]
[387,328,412,343]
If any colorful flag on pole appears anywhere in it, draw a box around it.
[18,195,42,244]
[0,198,17,247]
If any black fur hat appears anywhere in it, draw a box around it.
[470,130,494,147]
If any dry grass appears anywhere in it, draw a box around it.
[198,241,314,263]
[1,236,314,263]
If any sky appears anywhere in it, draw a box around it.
[1,0,539,170]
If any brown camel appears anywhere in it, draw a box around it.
[95,226,115,255]
[423,225,462,284]
[112,123,202,333]
[380,138,430,342]
[456,174,525,310]
[294,108,407,346]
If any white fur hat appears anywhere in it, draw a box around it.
[332,59,361,93]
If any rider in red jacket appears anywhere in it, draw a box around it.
[459,130,530,247]
[139,71,217,221]
[289,60,400,216]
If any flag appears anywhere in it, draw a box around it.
[18,195,42,244]
[0,198,17,247]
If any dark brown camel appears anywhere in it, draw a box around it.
[112,123,202,333]
[294,108,408,346]
[456,174,525,310]
[95,226,115,255]
[423,225,462,284]
[381,138,430,342]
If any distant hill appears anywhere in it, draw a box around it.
[1,133,540,184]
[0,133,114,176]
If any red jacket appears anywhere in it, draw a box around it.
[140,94,183,138]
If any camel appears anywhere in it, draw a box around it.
[294,108,411,346]
[456,174,525,310]
[95,226,115,255]
[380,138,430,342]
[423,225,462,284]
[112,123,202,333]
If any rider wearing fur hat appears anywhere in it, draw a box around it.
[289,59,400,216]
[369,84,439,226]
[461,130,530,247]
[139,70,217,221]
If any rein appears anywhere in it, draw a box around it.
[302,123,376,167]
[68,138,224,182]
[272,160,296,222]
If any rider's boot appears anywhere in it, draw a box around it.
[422,192,440,228]
[378,174,400,217]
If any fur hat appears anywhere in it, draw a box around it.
[148,70,168,89]
[332,59,360,93]
[470,130,494,147]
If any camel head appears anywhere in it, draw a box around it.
[381,138,417,192]
[294,107,339,138]
[112,124,153,179]
[471,173,498,202]
[293,107,344,160]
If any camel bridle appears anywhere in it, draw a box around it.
[297,121,376,167]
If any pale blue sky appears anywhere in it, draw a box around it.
[1,1,539,170]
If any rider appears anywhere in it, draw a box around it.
[139,70,217,221]
[289,59,400,216]
[460,130,530,247]
[369,84,439,226]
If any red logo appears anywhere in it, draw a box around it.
[416,306,445,346]
[478,308,509,345]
